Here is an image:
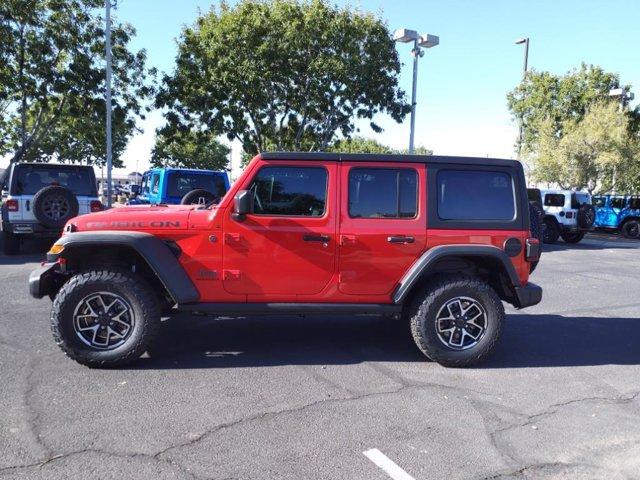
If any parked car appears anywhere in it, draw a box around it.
[592,195,640,239]
[29,152,542,368]
[540,189,595,244]
[1,163,102,255]
[129,167,230,205]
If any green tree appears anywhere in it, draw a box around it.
[0,0,154,166]
[151,127,230,170]
[526,101,640,193]
[157,0,410,157]
[507,64,627,153]
[328,136,432,155]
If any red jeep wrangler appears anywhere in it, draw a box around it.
[29,153,541,368]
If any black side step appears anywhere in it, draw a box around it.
[177,303,402,316]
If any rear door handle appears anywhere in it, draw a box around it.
[303,234,331,243]
[387,236,415,244]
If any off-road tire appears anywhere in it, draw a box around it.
[2,230,20,255]
[561,232,585,244]
[406,276,505,368]
[542,218,560,244]
[180,189,217,205]
[577,203,596,229]
[528,202,543,272]
[33,185,79,229]
[50,269,160,368]
[621,220,640,239]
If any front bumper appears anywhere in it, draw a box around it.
[513,282,542,309]
[28,262,60,299]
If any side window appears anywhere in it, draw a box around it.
[141,174,149,194]
[150,174,160,195]
[437,170,515,221]
[544,194,566,207]
[629,197,640,210]
[611,197,626,209]
[249,166,327,217]
[348,168,417,219]
[592,197,606,208]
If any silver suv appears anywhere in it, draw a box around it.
[1,163,102,255]
[540,189,595,244]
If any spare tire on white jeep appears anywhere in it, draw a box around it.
[33,185,79,229]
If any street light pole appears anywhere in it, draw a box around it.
[105,0,113,207]
[409,38,421,154]
[515,37,529,157]
[394,29,439,155]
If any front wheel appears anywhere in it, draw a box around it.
[561,232,585,243]
[406,276,505,367]
[50,269,160,368]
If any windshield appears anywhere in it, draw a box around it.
[12,165,97,196]
[166,172,227,199]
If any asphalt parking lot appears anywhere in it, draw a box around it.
[1,233,639,480]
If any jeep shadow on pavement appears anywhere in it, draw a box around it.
[28,152,542,369]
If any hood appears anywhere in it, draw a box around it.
[65,204,196,233]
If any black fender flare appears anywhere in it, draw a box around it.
[392,244,521,305]
[49,231,199,304]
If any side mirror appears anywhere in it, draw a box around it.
[130,184,141,194]
[233,190,254,221]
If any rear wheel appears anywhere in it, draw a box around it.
[621,220,640,239]
[2,230,20,255]
[50,269,160,368]
[561,232,585,243]
[542,218,560,244]
[406,276,505,368]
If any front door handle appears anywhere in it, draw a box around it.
[387,236,415,244]
[303,234,331,243]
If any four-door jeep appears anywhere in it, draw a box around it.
[1,163,102,255]
[129,167,230,206]
[29,153,542,368]
[592,195,640,239]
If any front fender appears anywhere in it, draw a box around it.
[47,231,199,304]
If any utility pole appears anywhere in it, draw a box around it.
[105,0,113,207]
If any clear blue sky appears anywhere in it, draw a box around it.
[110,0,640,174]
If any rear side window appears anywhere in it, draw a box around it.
[249,166,327,216]
[629,198,640,209]
[12,165,96,196]
[544,194,565,207]
[571,192,590,209]
[611,197,626,209]
[348,168,417,219]
[150,174,160,194]
[437,170,515,221]
[592,197,606,208]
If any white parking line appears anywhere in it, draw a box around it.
[363,448,416,480]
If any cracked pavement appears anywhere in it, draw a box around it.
[1,233,639,479]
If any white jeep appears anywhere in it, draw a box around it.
[1,163,103,255]
[540,189,595,244]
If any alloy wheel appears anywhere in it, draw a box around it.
[72,292,135,350]
[435,296,487,350]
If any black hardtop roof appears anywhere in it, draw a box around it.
[259,152,521,168]
[11,162,94,170]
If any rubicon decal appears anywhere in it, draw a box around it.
[85,221,182,229]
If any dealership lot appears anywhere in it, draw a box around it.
[1,234,639,480]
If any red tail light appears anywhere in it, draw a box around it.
[6,199,18,212]
[90,200,103,212]
[525,237,541,262]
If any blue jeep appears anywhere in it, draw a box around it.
[592,195,640,239]
[130,168,230,205]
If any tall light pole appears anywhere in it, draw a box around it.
[394,29,439,154]
[105,0,113,207]
[515,37,529,157]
